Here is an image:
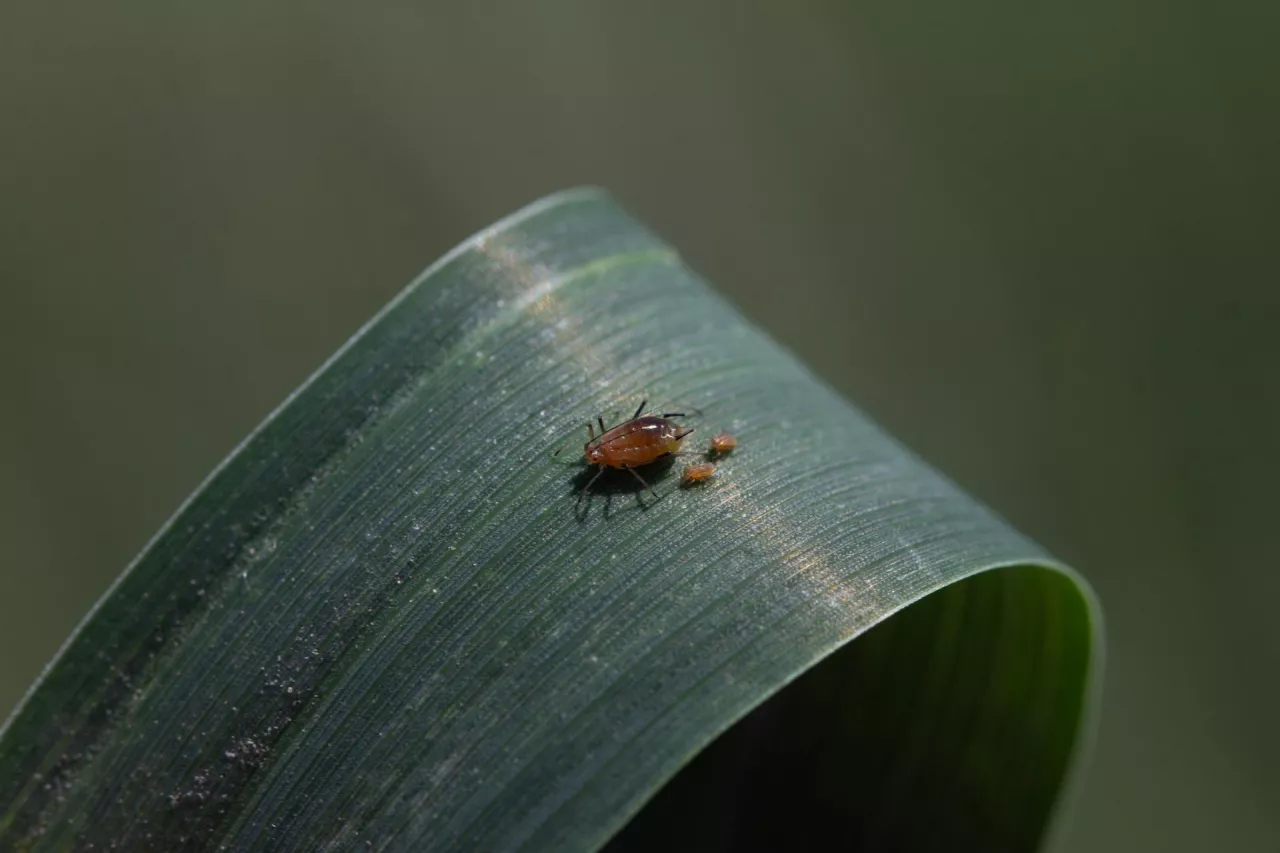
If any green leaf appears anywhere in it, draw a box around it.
[0,188,1101,852]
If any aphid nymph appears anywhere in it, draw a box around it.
[681,462,716,485]
[709,433,737,455]
[561,399,694,502]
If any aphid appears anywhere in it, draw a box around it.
[558,399,695,502]
[709,433,737,455]
[681,462,716,485]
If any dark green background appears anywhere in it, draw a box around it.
[1,3,1275,851]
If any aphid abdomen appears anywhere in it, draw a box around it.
[590,417,684,468]
[600,432,670,467]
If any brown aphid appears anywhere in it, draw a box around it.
[563,399,695,502]
[709,433,737,455]
[681,462,716,485]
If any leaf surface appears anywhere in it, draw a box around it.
[0,189,1101,852]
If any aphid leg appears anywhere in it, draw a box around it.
[675,428,696,440]
[633,399,647,419]
[623,465,658,499]
[578,465,606,504]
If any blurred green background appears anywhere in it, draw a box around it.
[1,3,1276,851]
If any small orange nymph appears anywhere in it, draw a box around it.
[681,462,716,485]
[709,433,737,455]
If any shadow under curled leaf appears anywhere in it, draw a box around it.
[0,189,1101,852]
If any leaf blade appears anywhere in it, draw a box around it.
[0,188,1100,852]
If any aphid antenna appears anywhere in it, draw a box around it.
[634,398,700,420]
[554,418,604,458]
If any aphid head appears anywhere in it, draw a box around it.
[585,442,607,465]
